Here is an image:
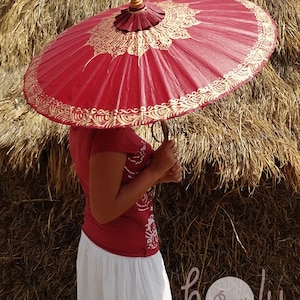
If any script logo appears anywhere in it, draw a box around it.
[205,276,253,300]
[181,268,284,300]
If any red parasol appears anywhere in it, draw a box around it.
[23,0,277,130]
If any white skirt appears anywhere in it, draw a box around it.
[77,231,172,300]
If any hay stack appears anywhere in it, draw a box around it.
[0,0,299,299]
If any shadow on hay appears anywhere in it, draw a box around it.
[156,170,300,299]
[1,153,300,299]
[0,147,84,299]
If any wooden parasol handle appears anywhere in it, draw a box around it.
[161,120,169,141]
[129,0,145,10]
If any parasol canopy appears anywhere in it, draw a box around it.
[23,0,277,129]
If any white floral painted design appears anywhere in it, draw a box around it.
[145,213,159,250]
[125,140,158,251]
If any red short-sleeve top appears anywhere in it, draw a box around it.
[69,126,159,257]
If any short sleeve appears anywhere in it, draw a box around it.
[90,127,142,156]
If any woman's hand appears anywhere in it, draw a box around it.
[157,160,183,184]
[149,140,183,184]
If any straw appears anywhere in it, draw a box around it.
[0,0,299,298]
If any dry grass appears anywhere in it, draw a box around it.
[156,179,300,299]
[0,0,128,70]
[0,0,299,299]
[0,166,83,299]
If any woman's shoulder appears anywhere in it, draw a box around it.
[70,126,152,154]
[70,126,130,140]
[92,127,134,142]
[91,127,147,155]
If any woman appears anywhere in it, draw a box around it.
[69,125,182,299]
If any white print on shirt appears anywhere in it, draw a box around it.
[136,188,155,211]
[137,189,158,250]
[125,140,158,251]
[124,141,147,179]
[129,141,147,162]
[137,193,152,212]
[145,213,159,250]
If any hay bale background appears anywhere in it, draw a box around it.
[0,0,299,299]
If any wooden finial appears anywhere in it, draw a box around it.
[129,0,145,11]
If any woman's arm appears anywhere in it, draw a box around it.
[89,140,181,224]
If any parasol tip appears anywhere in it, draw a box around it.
[114,0,165,32]
[129,0,145,11]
